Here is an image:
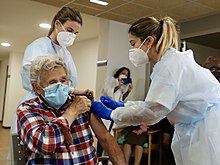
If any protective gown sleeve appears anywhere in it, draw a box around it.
[111,101,170,126]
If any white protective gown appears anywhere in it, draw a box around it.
[111,48,220,165]
[21,36,78,101]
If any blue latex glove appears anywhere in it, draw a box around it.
[100,96,124,110]
[91,101,112,120]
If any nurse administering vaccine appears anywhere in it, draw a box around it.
[91,16,220,165]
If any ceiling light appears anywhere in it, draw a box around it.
[1,42,11,47]
[90,0,109,6]
[39,23,51,29]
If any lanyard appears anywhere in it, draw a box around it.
[48,36,57,54]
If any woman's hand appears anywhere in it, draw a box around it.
[118,79,124,87]
[132,124,149,135]
[63,96,91,125]
[127,83,133,92]
[73,89,94,101]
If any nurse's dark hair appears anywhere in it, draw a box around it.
[114,67,131,78]
[129,16,179,58]
[48,7,82,36]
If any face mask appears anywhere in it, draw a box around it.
[43,82,70,108]
[56,23,76,47]
[118,74,127,80]
[129,38,151,67]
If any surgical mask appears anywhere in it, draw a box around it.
[129,38,151,67]
[118,74,127,93]
[43,82,70,108]
[119,74,127,80]
[56,23,76,47]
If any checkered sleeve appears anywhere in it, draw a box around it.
[17,103,70,154]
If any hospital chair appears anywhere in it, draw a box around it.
[113,127,163,165]
[11,133,25,165]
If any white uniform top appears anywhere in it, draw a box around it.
[111,48,220,165]
[21,37,77,101]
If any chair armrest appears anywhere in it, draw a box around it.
[113,126,129,141]
[112,126,127,131]
[147,129,161,134]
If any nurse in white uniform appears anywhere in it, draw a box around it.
[21,6,82,101]
[91,16,220,165]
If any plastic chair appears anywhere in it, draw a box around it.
[113,127,163,165]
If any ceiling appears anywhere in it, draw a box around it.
[33,0,220,24]
[1,0,220,59]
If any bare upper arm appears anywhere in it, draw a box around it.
[90,113,111,140]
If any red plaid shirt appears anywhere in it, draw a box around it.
[17,96,98,165]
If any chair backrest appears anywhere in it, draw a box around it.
[11,134,25,165]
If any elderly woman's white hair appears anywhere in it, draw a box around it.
[30,55,69,86]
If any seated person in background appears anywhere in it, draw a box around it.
[16,55,127,165]
[210,65,219,73]
[97,67,133,163]
[209,66,220,82]
[124,118,175,165]
[123,124,148,165]
[102,66,133,134]
[203,56,220,82]
[102,67,133,102]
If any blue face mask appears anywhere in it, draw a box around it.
[43,82,70,108]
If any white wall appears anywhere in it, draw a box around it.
[0,57,9,121]
[95,18,109,100]
[69,37,99,92]
[3,52,26,127]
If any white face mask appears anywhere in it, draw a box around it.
[129,38,151,67]
[56,23,76,47]
[118,74,127,80]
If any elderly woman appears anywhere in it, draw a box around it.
[17,55,127,165]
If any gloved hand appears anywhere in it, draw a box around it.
[100,96,124,110]
[91,101,112,120]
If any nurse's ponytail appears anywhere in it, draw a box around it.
[157,17,179,58]
[128,16,179,59]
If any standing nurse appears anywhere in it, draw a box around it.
[11,7,87,139]
[22,6,81,100]
[91,16,220,165]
